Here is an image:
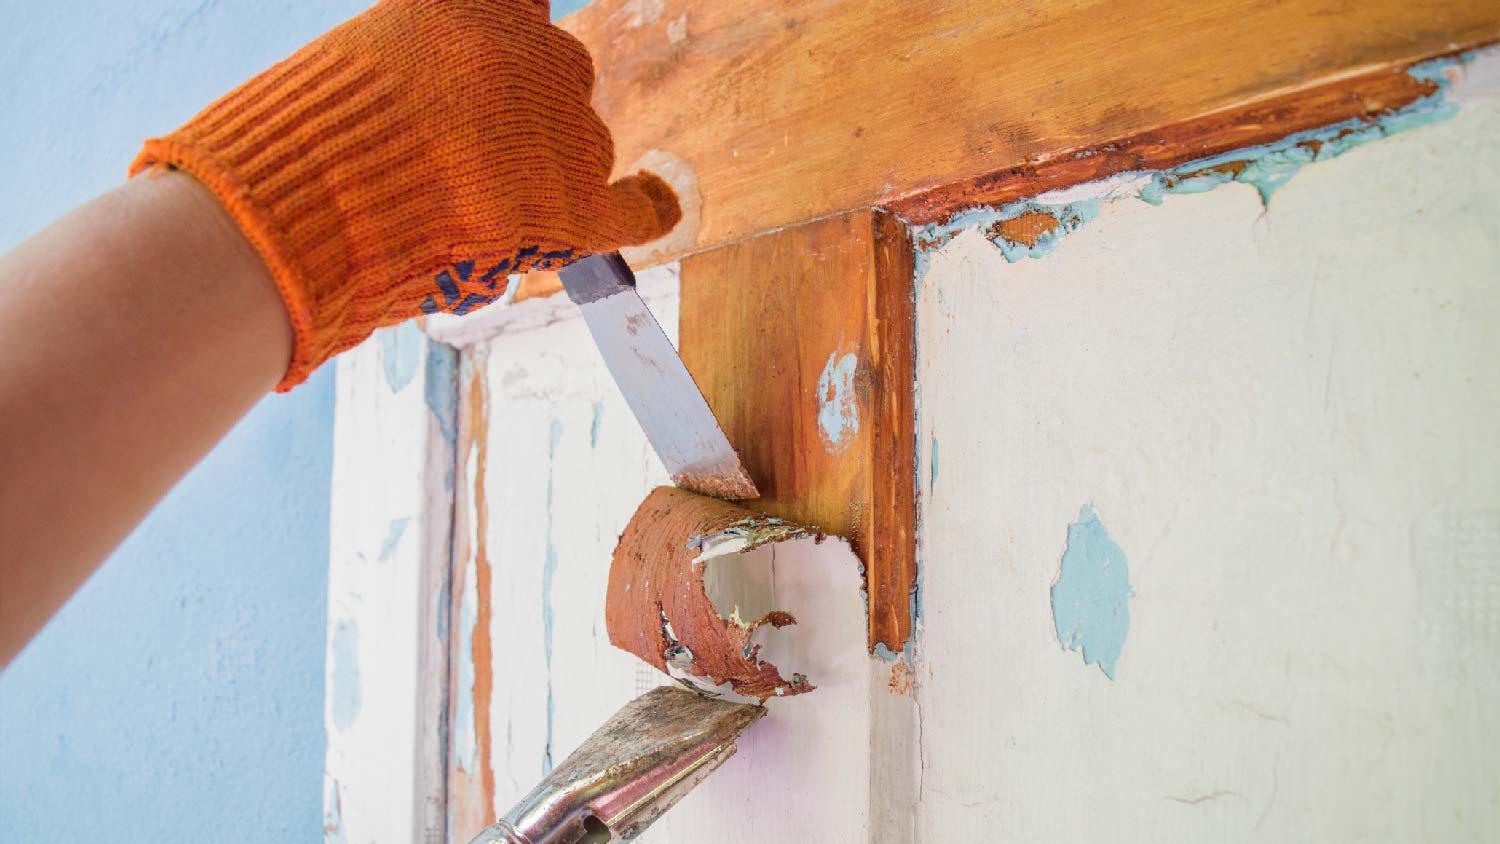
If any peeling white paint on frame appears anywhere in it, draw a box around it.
[325,327,455,844]
[913,74,1500,841]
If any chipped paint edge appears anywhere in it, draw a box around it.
[327,332,458,844]
[911,49,1497,281]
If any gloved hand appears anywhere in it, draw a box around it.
[131,0,680,390]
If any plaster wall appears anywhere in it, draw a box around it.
[0,2,356,840]
[912,76,1500,842]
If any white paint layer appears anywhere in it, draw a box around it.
[654,537,873,843]
[326,330,454,844]
[915,93,1500,842]
[462,263,907,842]
[468,265,678,812]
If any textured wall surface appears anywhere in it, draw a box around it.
[913,60,1499,842]
[0,1,357,840]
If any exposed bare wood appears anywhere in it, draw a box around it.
[445,350,494,843]
[551,0,1498,262]
[679,209,917,652]
[887,54,1479,223]
[509,270,562,303]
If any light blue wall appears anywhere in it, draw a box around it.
[552,0,597,17]
[0,2,600,838]
[0,1,363,840]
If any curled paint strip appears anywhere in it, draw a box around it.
[607,487,832,702]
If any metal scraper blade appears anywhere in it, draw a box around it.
[559,253,758,501]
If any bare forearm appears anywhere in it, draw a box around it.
[0,172,291,664]
[0,0,678,667]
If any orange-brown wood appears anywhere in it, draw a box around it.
[887,55,1475,224]
[446,359,493,843]
[556,0,1499,261]
[509,269,563,303]
[679,210,916,652]
[608,486,815,701]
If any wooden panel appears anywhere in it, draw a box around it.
[679,209,916,652]
[445,352,492,842]
[324,326,454,844]
[503,52,1457,305]
[558,0,1500,259]
[887,57,1465,224]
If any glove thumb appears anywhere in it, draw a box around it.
[599,172,683,248]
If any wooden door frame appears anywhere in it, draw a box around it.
[323,0,1498,837]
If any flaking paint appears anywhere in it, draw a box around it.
[541,419,564,774]
[453,544,479,773]
[379,323,423,393]
[377,518,409,562]
[424,339,460,450]
[330,620,363,730]
[1050,506,1133,680]
[816,351,861,451]
[466,365,498,814]
[912,53,1477,276]
[323,775,348,844]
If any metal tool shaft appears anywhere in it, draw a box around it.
[559,254,758,501]
[469,686,765,844]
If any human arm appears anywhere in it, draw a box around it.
[0,0,679,666]
[0,172,291,664]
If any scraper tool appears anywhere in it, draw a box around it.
[469,685,765,843]
[558,253,758,501]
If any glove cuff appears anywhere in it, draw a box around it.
[130,44,428,390]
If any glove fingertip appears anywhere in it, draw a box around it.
[607,172,683,246]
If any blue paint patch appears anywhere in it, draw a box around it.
[912,53,1471,278]
[590,401,604,448]
[1135,71,1460,208]
[541,419,564,774]
[424,340,460,449]
[379,322,422,393]
[929,437,939,492]
[816,352,860,451]
[872,642,903,663]
[377,517,409,562]
[1051,505,1133,680]
[330,620,362,730]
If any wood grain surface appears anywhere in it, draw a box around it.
[679,209,916,652]
[505,49,1480,304]
[558,0,1499,259]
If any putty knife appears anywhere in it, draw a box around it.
[558,253,758,501]
[470,685,765,843]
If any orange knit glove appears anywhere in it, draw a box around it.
[130,0,680,390]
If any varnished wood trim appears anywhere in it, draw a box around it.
[679,210,917,652]
[885,50,1476,224]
